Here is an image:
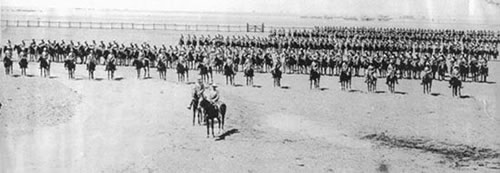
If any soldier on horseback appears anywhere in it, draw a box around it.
[187,77,205,110]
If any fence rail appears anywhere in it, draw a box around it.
[0,20,314,33]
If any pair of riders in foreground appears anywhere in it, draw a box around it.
[187,77,221,110]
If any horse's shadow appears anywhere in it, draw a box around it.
[430,93,441,96]
[482,81,496,84]
[349,89,363,93]
[320,87,329,91]
[144,76,153,80]
[233,84,243,87]
[215,129,239,141]
[459,95,472,99]
[26,74,35,77]
[94,78,104,81]
[394,91,407,95]
[253,85,262,88]
[49,76,58,79]
[281,86,290,89]
[12,74,21,78]
[375,91,386,94]
[114,77,124,81]
[185,81,195,85]
[74,77,84,81]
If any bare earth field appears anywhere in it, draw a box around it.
[0,60,499,172]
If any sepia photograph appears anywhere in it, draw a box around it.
[1,0,500,172]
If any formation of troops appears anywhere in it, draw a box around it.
[2,26,498,97]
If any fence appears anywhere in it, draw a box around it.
[0,20,315,33]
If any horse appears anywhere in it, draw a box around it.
[421,72,433,94]
[143,58,151,78]
[190,94,203,126]
[105,59,116,80]
[271,68,282,87]
[19,57,28,76]
[469,61,479,82]
[157,59,167,80]
[197,63,208,83]
[365,72,377,93]
[132,58,144,79]
[64,59,76,79]
[38,57,50,77]
[244,66,254,86]
[478,65,488,82]
[198,96,227,138]
[3,56,13,75]
[339,67,351,91]
[386,72,398,93]
[437,62,447,81]
[176,62,187,82]
[309,68,320,89]
[86,59,96,79]
[224,63,235,85]
[449,76,462,97]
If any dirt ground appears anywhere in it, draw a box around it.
[0,60,499,173]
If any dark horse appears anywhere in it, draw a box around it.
[244,66,254,86]
[3,56,13,75]
[224,63,235,85]
[157,59,167,80]
[365,73,377,93]
[386,72,398,93]
[310,68,321,89]
[64,59,76,79]
[19,57,28,76]
[339,67,351,91]
[39,57,50,78]
[132,58,144,79]
[86,59,96,79]
[449,76,462,97]
[176,62,187,82]
[198,96,227,138]
[478,65,488,82]
[105,58,116,80]
[421,72,433,94]
[198,63,211,83]
[271,68,282,87]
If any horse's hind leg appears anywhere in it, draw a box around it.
[211,119,215,137]
[206,119,210,138]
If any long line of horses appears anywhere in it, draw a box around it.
[2,45,474,98]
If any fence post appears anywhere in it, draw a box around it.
[228,25,230,32]
[142,23,145,30]
[164,24,166,30]
[262,23,265,32]
[246,23,249,32]
[206,25,209,31]
[68,22,71,28]
[58,21,61,28]
[100,22,102,29]
[132,23,134,29]
[27,20,30,27]
[217,25,220,31]
[196,24,198,31]
[174,24,176,31]
[17,20,19,27]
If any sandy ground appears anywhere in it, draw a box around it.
[0,61,499,173]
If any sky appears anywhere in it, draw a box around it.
[1,0,499,17]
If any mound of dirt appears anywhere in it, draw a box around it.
[0,77,81,135]
[363,133,500,169]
